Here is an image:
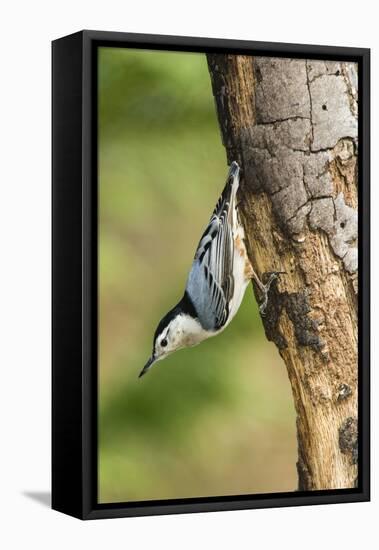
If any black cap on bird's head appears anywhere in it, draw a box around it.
[139,292,199,378]
[139,303,182,378]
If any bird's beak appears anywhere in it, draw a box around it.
[139,355,156,378]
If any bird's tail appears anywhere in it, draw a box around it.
[213,161,240,219]
[228,161,240,209]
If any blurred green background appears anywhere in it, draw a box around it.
[98,47,297,503]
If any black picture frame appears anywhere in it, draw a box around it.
[52,30,370,520]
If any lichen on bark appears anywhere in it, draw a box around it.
[207,54,358,490]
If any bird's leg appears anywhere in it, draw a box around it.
[250,269,284,316]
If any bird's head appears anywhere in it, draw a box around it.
[139,299,203,378]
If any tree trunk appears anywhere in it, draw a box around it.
[207,54,358,490]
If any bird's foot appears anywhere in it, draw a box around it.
[258,271,285,316]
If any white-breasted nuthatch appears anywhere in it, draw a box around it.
[140,161,279,377]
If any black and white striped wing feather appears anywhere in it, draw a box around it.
[186,173,237,331]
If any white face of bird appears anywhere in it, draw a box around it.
[139,314,205,378]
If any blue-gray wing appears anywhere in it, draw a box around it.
[186,163,239,331]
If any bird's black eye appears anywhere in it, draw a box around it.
[161,338,168,347]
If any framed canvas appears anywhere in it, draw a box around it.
[52,30,370,520]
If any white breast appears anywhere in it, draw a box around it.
[175,313,214,347]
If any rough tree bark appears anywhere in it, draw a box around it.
[207,55,358,490]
